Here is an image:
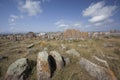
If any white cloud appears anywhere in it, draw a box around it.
[55,20,69,30]
[82,1,117,23]
[8,14,24,26]
[41,0,51,3]
[19,0,42,16]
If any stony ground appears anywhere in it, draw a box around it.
[0,38,120,80]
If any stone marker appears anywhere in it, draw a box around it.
[37,51,51,80]
[5,58,30,80]
[50,51,64,70]
[79,58,117,80]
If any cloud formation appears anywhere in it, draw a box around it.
[19,0,42,16]
[82,1,117,23]
[55,20,69,30]
[54,20,83,30]
[8,14,24,26]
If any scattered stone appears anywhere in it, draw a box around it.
[27,44,34,48]
[79,58,117,80]
[37,51,51,80]
[5,58,30,80]
[78,44,88,48]
[106,56,119,60]
[103,43,114,47]
[50,51,64,70]
[64,57,70,65]
[92,56,110,69]
[66,49,80,57]
[44,47,48,51]
[60,44,66,51]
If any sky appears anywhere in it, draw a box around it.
[0,0,120,33]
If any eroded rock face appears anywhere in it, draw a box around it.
[37,51,51,80]
[79,58,117,80]
[50,51,64,70]
[5,58,30,80]
[66,49,80,57]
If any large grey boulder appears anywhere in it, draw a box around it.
[66,49,80,57]
[50,51,64,70]
[37,51,51,80]
[5,58,30,80]
[79,58,117,80]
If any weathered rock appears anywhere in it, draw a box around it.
[78,44,88,48]
[66,49,80,57]
[5,58,30,80]
[79,58,117,80]
[27,44,34,48]
[50,51,64,70]
[44,47,48,51]
[92,56,110,69]
[37,51,51,80]
[60,44,66,51]
[103,43,114,47]
[64,57,70,65]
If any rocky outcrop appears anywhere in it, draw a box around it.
[5,58,30,80]
[79,58,117,80]
[50,51,64,70]
[66,49,80,57]
[37,51,51,80]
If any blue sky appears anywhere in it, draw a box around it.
[0,0,120,33]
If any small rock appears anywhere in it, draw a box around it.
[92,56,110,69]
[5,58,30,80]
[103,43,114,47]
[64,57,70,65]
[60,44,66,51]
[27,44,34,48]
[66,49,80,57]
[44,47,48,51]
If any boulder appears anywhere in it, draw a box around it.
[79,58,117,80]
[50,51,64,70]
[37,51,51,80]
[5,58,30,80]
[66,49,80,57]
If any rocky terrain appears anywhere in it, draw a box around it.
[0,38,120,80]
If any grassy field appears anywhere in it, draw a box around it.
[0,38,120,80]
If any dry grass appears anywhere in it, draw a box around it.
[0,38,120,80]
